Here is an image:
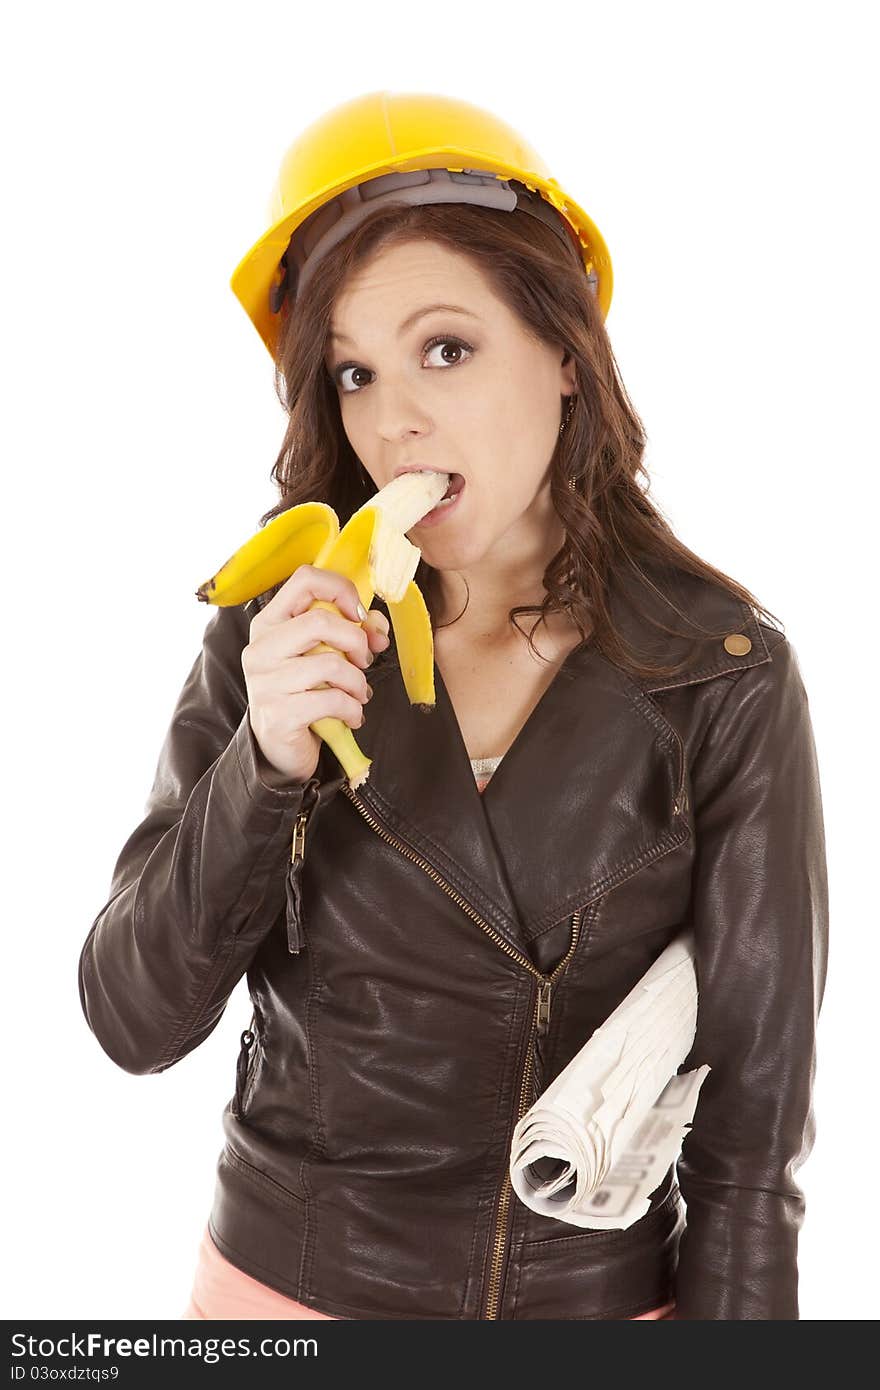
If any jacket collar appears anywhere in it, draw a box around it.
[604,556,772,694]
[328,559,773,962]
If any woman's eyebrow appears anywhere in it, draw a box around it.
[330,303,479,345]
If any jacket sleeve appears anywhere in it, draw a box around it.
[673,633,829,1319]
[78,599,320,1077]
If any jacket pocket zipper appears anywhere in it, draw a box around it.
[340,780,585,1319]
[285,777,322,954]
[234,1013,257,1118]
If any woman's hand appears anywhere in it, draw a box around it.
[241,565,390,786]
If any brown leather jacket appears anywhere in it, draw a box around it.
[77,559,829,1320]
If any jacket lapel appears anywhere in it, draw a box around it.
[346,559,773,960]
[605,556,774,694]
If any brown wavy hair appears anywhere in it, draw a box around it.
[258,193,782,682]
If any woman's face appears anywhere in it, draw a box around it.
[324,239,576,574]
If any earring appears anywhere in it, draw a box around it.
[560,395,578,492]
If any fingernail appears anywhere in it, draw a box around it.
[366,684,374,700]
[357,602,368,621]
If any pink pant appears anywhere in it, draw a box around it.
[183,1222,675,1320]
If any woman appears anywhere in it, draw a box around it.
[78,91,828,1320]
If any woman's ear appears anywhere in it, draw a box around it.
[560,348,577,395]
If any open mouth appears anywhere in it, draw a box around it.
[416,472,466,526]
[442,472,465,500]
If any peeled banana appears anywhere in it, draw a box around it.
[195,470,450,788]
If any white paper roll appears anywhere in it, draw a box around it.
[510,930,711,1230]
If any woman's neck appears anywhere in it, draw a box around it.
[429,518,569,641]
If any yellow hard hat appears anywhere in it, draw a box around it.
[230,89,614,361]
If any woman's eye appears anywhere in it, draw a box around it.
[422,336,473,369]
[335,336,474,394]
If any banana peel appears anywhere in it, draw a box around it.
[195,471,450,788]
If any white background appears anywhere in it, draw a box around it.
[3,0,876,1321]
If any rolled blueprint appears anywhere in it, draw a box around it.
[510,930,711,1230]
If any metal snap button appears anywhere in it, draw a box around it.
[723,633,752,656]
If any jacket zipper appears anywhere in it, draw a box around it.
[239,774,329,1103]
[234,1012,257,1117]
[482,913,583,1319]
[285,776,322,953]
[340,780,584,1320]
